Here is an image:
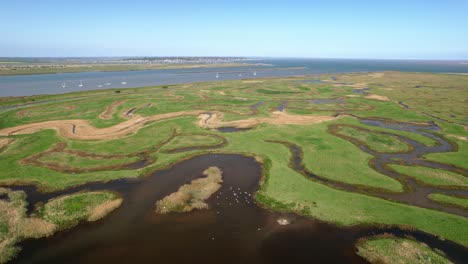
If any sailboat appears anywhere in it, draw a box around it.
[216,72,220,78]
[78,80,83,87]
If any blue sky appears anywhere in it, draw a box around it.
[1,0,467,59]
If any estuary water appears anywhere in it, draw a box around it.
[1,58,467,97]
[9,154,468,264]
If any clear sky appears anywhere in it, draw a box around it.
[1,0,467,59]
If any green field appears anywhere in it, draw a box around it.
[0,71,467,261]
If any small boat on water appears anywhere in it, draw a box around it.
[78,80,83,87]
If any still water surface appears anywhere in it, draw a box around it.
[1,58,467,97]
[10,155,468,264]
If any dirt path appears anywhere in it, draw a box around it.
[99,100,126,119]
[198,110,338,129]
[0,111,203,140]
[0,110,337,140]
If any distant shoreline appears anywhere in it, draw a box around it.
[0,63,257,76]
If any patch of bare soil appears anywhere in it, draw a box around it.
[0,110,203,140]
[365,94,390,101]
[99,100,126,120]
[199,110,338,129]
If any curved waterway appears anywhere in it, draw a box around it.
[6,154,468,264]
[281,118,468,217]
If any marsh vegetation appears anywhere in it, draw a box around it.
[0,71,466,262]
[155,167,222,213]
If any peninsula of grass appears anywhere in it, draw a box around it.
[332,125,411,153]
[388,164,468,187]
[0,188,122,263]
[40,191,122,227]
[0,188,55,264]
[425,136,468,170]
[356,236,453,264]
[266,122,404,192]
[428,193,468,209]
[155,166,222,213]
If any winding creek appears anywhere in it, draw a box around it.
[281,118,468,217]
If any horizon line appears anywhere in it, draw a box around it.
[0,56,467,62]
